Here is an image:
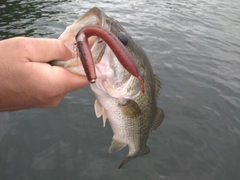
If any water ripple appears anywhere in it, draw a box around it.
[0,0,240,179]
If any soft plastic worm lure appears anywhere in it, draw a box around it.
[75,25,144,93]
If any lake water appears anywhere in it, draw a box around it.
[0,0,240,180]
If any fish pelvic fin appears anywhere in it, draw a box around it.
[102,109,107,127]
[94,99,102,118]
[94,99,107,127]
[151,108,164,132]
[118,145,150,169]
[109,138,127,153]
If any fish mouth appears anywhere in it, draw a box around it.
[59,7,106,50]
[51,7,108,72]
[52,7,144,94]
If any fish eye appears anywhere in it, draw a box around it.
[118,33,128,46]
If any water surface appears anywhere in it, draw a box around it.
[0,0,240,180]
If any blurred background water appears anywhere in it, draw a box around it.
[0,0,240,179]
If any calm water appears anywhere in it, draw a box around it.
[0,0,240,179]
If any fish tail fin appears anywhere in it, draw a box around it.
[118,145,150,169]
[118,156,132,169]
[136,145,150,156]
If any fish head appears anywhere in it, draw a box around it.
[53,7,143,99]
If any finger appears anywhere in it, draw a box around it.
[51,66,89,93]
[38,93,66,108]
[21,37,75,63]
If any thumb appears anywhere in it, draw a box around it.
[22,37,75,62]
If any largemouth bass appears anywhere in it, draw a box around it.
[53,7,164,168]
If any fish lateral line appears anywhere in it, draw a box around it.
[75,25,144,93]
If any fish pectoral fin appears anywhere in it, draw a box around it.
[119,99,141,118]
[109,138,127,153]
[94,99,108,127]
[151,108,164,132]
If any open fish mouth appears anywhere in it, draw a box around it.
[52,7,144,93]
[50,7,107,72]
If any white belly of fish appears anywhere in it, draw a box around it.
[91,82,139,156]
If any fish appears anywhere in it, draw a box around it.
[52,7,164,168]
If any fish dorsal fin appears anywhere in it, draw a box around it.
[109,138,127,153]
[151,108,164,132]
[94,99,108,127]
[155,74,162,98]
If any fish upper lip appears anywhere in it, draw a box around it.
[75,8,110,62]
[58,7,107,51]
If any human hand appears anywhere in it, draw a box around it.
[0,37,89,111]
